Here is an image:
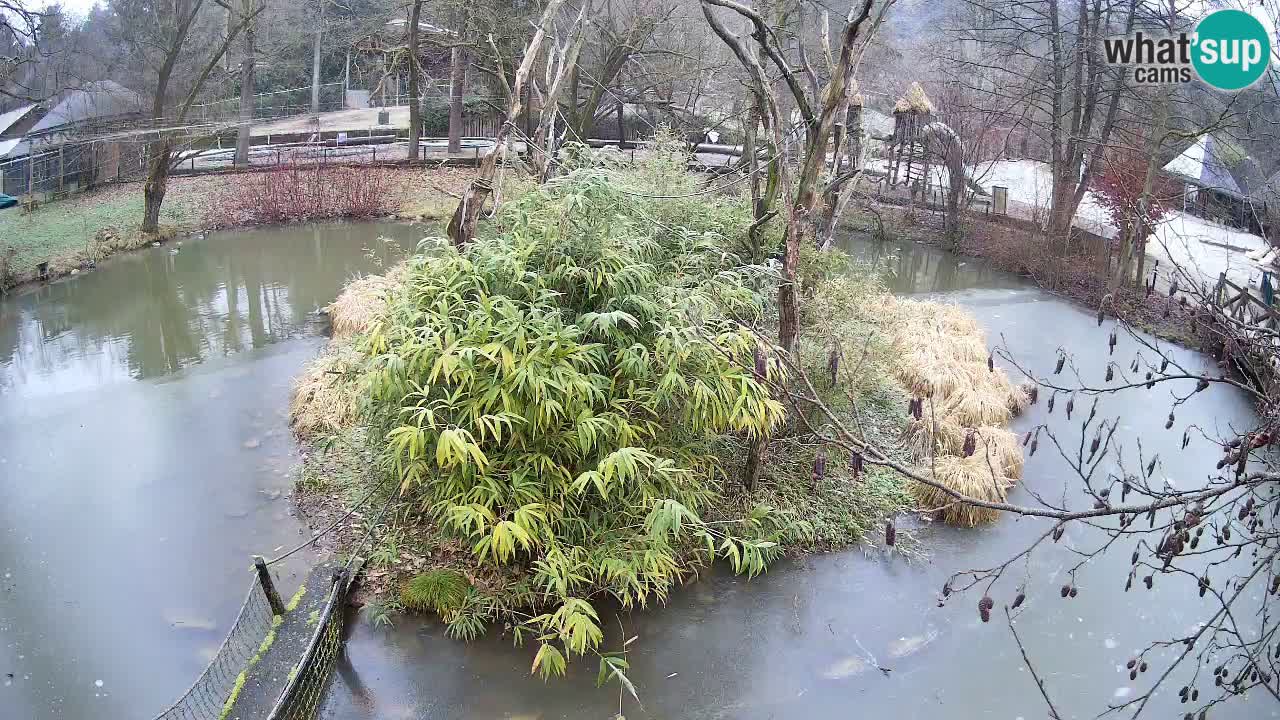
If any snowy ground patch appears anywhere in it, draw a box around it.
[963,159,1269,288]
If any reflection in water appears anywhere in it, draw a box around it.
[0,224,413,395]
[320,232,1269,720]
[0,222,421,720]
[836,232,1027,295]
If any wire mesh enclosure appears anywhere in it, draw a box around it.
[151,578,276,720]
[187,83,347,125]
[265,568,354,720]
[0,138,150,199]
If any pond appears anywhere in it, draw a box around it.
[0,224,1271,720]
[0,222,422,719]
[318,234,1273,720]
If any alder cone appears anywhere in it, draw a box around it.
[978,595,993,622]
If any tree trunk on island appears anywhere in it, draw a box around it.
[141,139,172,234]
[447,0,565,247]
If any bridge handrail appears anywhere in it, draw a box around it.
[264,565,358,720]
[151,575,275,720]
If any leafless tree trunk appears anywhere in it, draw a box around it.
[234,0,257,167]
[702,0,879,355]
[447,0,566,247]
[309,0,324,115]
[406,0,423,161]
[447,41,466,153]
[446,47,466,153]
[1113,96,1167,291]
[531,5,589,182]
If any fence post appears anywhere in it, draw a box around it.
[254,556,286,615]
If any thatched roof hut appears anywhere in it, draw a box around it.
[893,82,935,115]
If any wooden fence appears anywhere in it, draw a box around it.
[1213,273,1280,330]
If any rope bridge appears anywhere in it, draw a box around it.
[147,564,360,720]
[265,568,356,720]
[151,579,277,720]
[150,482,391,720]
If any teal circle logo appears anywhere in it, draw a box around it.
[1192,9,1272,91]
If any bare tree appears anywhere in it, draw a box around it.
[1,0,46,104]
[561,0,680,142]
[700,0,883,354]
[446,0,566,247]
[110,0,261,233]
[406,0,423,160]
[447,7,466,154]
[309,0,325,114]
[529,3,589,182]
[947,0,1135,250]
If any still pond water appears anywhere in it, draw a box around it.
[0,223,1272,719]
[0,223,420,719]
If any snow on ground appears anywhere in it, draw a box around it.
[961,158,1269,289]
[1151,213,1268,289]
[969,159,1117,239]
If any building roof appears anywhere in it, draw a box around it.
[893,82,934,114]
[0,138,21,160]
[0,104,37,137]
[1163,133,1243,197]
[28,81,142,135]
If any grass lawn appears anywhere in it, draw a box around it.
[0,166,482,290]
[0,180,210,280]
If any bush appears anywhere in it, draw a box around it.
[210,163,394,226]
[400,570,470,614]
[360,163,806,676]
[0,246,14,290]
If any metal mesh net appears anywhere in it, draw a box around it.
[0,139,150,198]
[266,570,352,720]
[152,578,275,720]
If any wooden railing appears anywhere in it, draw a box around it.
[1213,272,1280,330]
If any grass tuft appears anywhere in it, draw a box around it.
[401,569,472,615]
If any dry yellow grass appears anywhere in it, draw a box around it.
[914,453,1016,527]
[289,344,365,438]
[904,421,1022,475]
[861,294,1028,525]
[327,266,405,340]
[291,266,405,435]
